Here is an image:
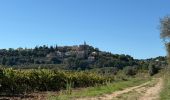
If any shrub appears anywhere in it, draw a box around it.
[148,64,158,76]
[123,66,137,76]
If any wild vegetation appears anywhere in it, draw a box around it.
[0,42,136,69]
[0,42,166,71]
[50,77,150,100]
[160,69,170,100]
[160,15,170,100]
[0,42,167,99]
[0,68,114,95]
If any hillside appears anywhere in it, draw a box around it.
[0,43,136,69]
[0,43,166,71]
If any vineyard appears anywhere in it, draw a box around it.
[0,68,114,95]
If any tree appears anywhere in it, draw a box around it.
[160,16,170,41]
[2,57,7,65]
[50,57,61,64]
[148,64,158,76]
[66,57,75,69]
[123,66,137,76]
[160,16,170,64]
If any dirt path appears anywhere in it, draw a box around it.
[77,78,163,100]
[139,78,163,100]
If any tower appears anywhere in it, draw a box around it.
[84,41,87,46]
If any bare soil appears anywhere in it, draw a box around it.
[139,78,163,100]
[77,78,163,100]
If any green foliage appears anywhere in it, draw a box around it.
[160,70,170,100]
[0,44,139,70]
[160,16,170,65]
[148,64,158,76]
[160,16,170,100]
[166,43,170,65]
[123,66,137,76]
[66,80,74,95]
[160,16,170,41]
[0,44,166,73]
[50,77,150,100]
[0,68,113,94]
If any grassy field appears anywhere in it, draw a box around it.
[49,76,151,100]
[112,78,158,100]
[160,69,170,100]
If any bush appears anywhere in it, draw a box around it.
[123,66,137,76]
[148,64,158,76]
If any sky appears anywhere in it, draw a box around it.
[0,0,170,59]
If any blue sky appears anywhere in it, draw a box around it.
[0,0,169,59]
